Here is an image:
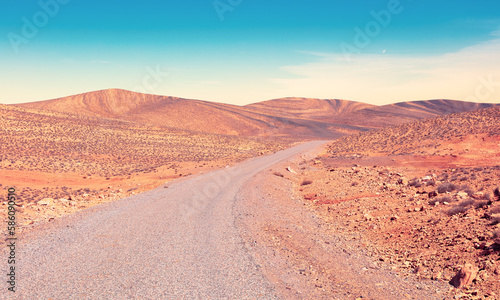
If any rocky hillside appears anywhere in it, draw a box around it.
[328,106,500,156]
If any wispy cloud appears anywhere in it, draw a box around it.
[271,32,500,104]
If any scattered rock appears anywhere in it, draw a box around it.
[450,263,478,288]
[37,198,54,206]
[363,213,374,221]
[304,193,317,200]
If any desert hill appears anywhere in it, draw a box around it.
[0,103,285,178]
[0,103,288,227]
[15,89,499,139]
[338,99,498,129]
[327,106,500,157]
[244,97,374,122]
[17,89,355,138]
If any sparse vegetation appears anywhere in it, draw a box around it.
[327,107,500,157]
[446,205,469,216]
[490,206,500,214]
[457,199,475,208]
[408,178,422,188]
[490,216,500,225]
[428,196,452,206]
[0,105,287,177]
[301,179,313,186]
[437,182,457,193]
[473,200,489,209]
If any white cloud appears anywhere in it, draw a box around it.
[271,35,500,104]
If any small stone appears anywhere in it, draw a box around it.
[37,198,54,206]
[431,270,442,280]
[304,193,317,200]
[450,263,478,288]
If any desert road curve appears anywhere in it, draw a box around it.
[4,141,329,299]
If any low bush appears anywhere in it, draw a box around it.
[489,206,500,214]
[473,200,489,209]
[437,182,457,193]
[429,196,452,205]
[301,179,313,186]
[493,229,500,243]
[426,180,436,186]
[437,173,449,181]
[446,206,468,216]
[490,216,500,225]
[458,199,475,207]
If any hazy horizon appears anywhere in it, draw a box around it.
[1,1,500,105]
[5,87,500,107]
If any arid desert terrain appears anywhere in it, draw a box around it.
[1,89,499,299]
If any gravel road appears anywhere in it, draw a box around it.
[2,141,327,299]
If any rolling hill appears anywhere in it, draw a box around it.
[338,99,499,129]
[15,89,499,139]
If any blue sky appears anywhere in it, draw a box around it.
[1,0,500,105]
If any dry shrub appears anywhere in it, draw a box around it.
[273,172,284,178]
[437,182,457,193]
[458,199,475,207]
[426,180,436,186]
[409,178,422,188]
[473,200,489,209]
[301,179,313,186]
[490,206,500,214]
[429,196,452,205]
[490,216,500,225]
[437,173,449,181]
[446,206,468,216]
[493,229,500,243]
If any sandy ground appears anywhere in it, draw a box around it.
[0,141,321,299]
[283,136,500,299]
[235,143,452,299]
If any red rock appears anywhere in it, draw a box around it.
[450,263,478,288]
[304,193,317,200]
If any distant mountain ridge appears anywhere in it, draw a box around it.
[15,89,499,139]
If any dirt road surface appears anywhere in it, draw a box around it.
[2,141,448,299]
